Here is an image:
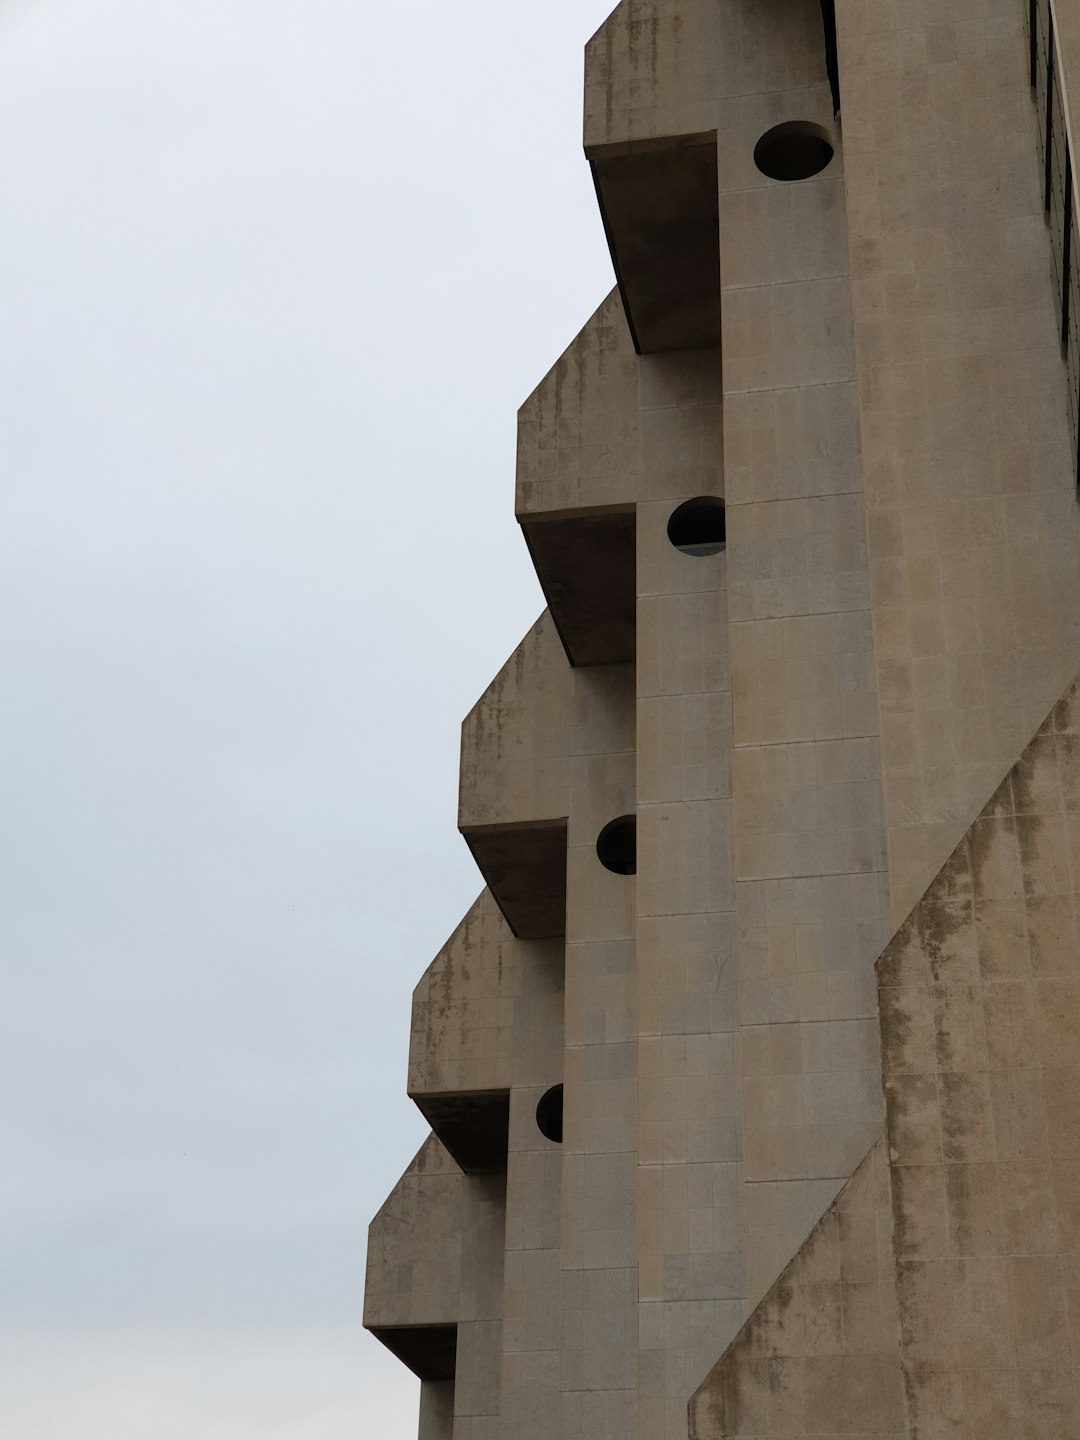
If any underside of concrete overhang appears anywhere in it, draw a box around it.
[521,508,635,667]
[411,1090,510,1175]
[368,1324,457,1382]
[588,133,720,354]
[462,819,567,940]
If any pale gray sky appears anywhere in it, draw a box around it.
[0,0,614,1433]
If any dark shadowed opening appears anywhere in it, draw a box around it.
[412,1090,510,1174]
[819,0,840,116]
[667,497,726,556]
[753,122,834,182]
[370,1324,458,1382]
[596,815,636,875]
[535,1084,564,1144]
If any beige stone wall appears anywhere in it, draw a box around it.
[499,1079,562,1439]
[692,671,1080,1438]
[366,0,1080,1435]
[408,888,563,1105]
[515,287,722,521]
[636,492,737,1440]
[418,1382,455,1440]
[560,660,638,1437]
[584,0,828,150]
[1056,0,1080,131]
[879,678,1080,1436]
[408,891,518,1101]
[689,1136,903,1439]
[458,612,570,832]
[406,890,565,1435]
[500,869,566,1437]
[364,1136,506,1436]
[516,273,740,1435]
[838,0,1080,924]
[716,12,890,1312]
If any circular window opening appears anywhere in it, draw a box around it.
[536,1084,563,1144]
[667,497,726,557]
[596,815,636,875]
[753,122,834,182]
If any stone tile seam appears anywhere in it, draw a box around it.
[728,605,873,622]
[723,377,854,397]
[634,690,733,700]
[724,493,861,508]
[724,375,857,396]
[733,870,887,883]
[739,1017,879,1029]
[743,1175,851,1187]
[719,170,842,197]
[585,77,832,105]
[637,911,738,921]
[721,270,851,296]
[731,735,881,749]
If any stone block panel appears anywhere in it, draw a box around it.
[515,288,722,522]
[365,1136,507,1405]
[410,889,563,1105]
[871,670,1080,1434]
[458,612,570,833]
[723,381,860,511]
[839,0,1080,923]
[584,0,831,150]
[690,1136,903,1438]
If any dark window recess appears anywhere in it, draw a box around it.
[667,497,726,556]
[819,0,840,117]
[596,815,636,876]
[753,122,834,183]
[535,1084,564,1144]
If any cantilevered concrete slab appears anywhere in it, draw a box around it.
[582,0,840,355]
[584,0,722,353]
[516,290,721,666]
[458,614,570,938]
[364,1134,505,1408]
[589,135,720,354]
[521,506,636,666]
[407,889,563,1171]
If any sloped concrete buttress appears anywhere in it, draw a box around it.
[691,672,1080,1438]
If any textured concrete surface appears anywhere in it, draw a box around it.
[692,676,1080,1439]
[839,0,1080,924]
[364,0,1080,1434]
[690,1137,903,1439]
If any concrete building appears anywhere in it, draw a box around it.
[364,0,1080,1434]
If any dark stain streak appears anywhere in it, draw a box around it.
[879,985,914,1075]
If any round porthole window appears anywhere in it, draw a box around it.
[753,121,834,182]
[536,1084,563,1144]
[596,815,636,875]
[667,497,726,556]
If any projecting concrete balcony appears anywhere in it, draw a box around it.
[364,1135,505,1384]
[582,0,842,356]
[458,614,570,938]
[584,1,721,354]
[407,889,563,1174]
[516,289,722,665]
[589,134,720,355]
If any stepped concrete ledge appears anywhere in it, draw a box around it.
[408,889,563,1174]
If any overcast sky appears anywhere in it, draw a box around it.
[0,1,613,1434]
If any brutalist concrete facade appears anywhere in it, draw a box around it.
[364,0,1080,1434]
